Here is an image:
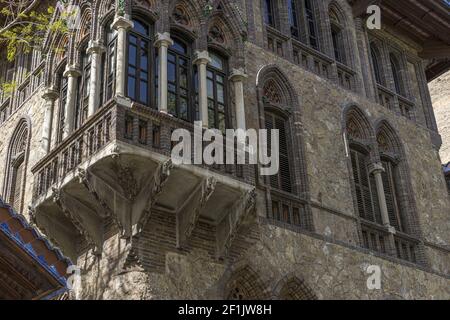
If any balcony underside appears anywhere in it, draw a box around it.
[32,140,257,262]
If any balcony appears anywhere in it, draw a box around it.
[31,99,257,261]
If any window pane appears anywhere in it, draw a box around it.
[210,53,223,70]
[128,77,136,99]
[171,40,187,54]
[133,19,148,35]
[180,68,188,88]
[168,92,176,115]
[168,62,176,82]
[207,79,214,98]
[208,108,215,128]
[180,97,188,120]
[128,44,137,64]
[218,112,226,132]
[217,83,224,103]
[140,81,148,103]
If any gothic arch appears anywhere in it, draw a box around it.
[2,117,31,213]
[224,265,270,300]
[273,274,318,300]
[97,0,116,22]
[74,2,93,45]
[374,119,421,237]
[342,104,374,145]
[44,33,70,88]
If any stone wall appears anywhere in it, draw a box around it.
[429,71,450,164]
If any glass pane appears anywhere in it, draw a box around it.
[171,40,187,54]
[168,53,176,63]
[168,62,176,82]
[179,58,187,67]
[208,109,215,128]
[128,77,136,99]
[128,44,137,64]
[207,70,214,79]
[168,92,176,115]
[128,66,136,76]
[168,83,176,93]
[207,79,214,98]
[180,68,188,88]
[180,97,188,120]
[140,71,148,81]
[216,74,224,84]
[218,103,225,113]
[133,19,148,36]
[217,83,224,103]
[210,53,223,70]
[129,35,137,45]
[140,81,148,103]
[141,51,148,70]
[218,112,226,132]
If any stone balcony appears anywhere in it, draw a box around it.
[30,99,257,261]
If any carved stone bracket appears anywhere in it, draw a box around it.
[52,187,104,255]
[135,159,173,235]
[176,176,217,248]
[216,188,257,259]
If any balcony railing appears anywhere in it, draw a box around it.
[361,220,419,264]
[32,100,256,199]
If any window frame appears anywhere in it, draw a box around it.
[126,18,155,106]
[206,51,229,131]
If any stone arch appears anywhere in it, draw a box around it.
[75,2,93,45]
[273,274,318,300]
[2,117,31,213]
[342,104,374,144]
[132,0,158,13]
[224,265,270,300]
[44,33,70,88]
[97,0,116,22]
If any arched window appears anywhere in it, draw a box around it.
[288,0,300,39]
[377,128,406,232]
[329,8,345,64]
[265,109,292,193]
[206,52,228,131]
[3,120,29,212]
[127,18,153,105]
[349,146,382,224]
[304,0,318,49]
[167,36,192,121]
[101,22,117,104]
[390,53,403,95]
[263,0,276,27]
[57,69,68,143]
[370,43,383,85]
[76,44,91,128]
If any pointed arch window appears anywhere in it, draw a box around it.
[3,120,28,212]
[390,53,403,95]
[264,0,276,27]
[101,22,117,105]
[127,18,154,105]
[57,72,68,143]
[265,110,292,193]
[370,43,383,85]
[206,52,228,131]
[349,146,382,224]
[167,37,193,121]
[304,0,318,49]
[330,9,345,64]
[288,0,300,39]
[76,44,91,128]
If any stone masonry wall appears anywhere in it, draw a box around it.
[429,71,450,164]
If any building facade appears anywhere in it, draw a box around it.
[0,0,449,299]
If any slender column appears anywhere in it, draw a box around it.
[41,88,59,154]
[229,69,248,131]
[154,33,173,113]
[87,41,106,117]
[368,163,391,228]
[194,51,211,128]
[111,16,134,99]
[63,66,81,139]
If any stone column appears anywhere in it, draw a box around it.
[63,66,81,139]
[154,33,173,113]
[87,41,106,117]
[41,88,59,154]
[111,16,133,102]
[229,69,248,131]
[368,162,391,228]
[194,51,211,128]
